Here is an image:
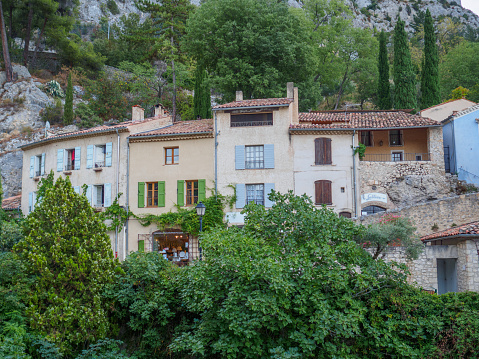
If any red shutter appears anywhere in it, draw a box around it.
[315,181,322,204]
[315,138,332,165]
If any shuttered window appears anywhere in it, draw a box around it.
[314,138,332,165]
[315,180,332,205]
[147,182,158,207]
[138,182,145,208]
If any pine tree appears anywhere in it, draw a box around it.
[377,30,391,110]
[393,17,417,110]
[193,66,211,120]
[63,72,73,125]
[421,9,440,109]
[15,176,118,355]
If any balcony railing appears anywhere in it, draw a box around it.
[361,153,431,162]
[35,170,41,177]
[65,163,74,171]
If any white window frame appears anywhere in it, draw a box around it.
[245,145,264,169]
[34,155,43,177]
[391,150,404,162]
[246,184,264,205]
[95,144,106,168]
[93,184,105,207]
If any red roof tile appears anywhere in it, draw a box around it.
[421,221,479,241]
[213,98,293,109]
[131,119,213,137]
[2,195,21,210]
[293,110,440,130]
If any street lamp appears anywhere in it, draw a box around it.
[195,201,206,260]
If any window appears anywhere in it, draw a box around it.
[95,145,106,168]
[65,149,75,170]
[93,185,104,207]
[315,180,332,205]
[389,130,403,146]
[360,131,373,147]
[28,192,37,213]
[165,147,179,165]
[186,180,198,205]
[362,205,386,216]
[391,151,403,162]
[31,153,45,178]
[231,113,273,127]
[245,145,264,169]
[314,138,332,165]
[147,182,158,207]
[246,184,264,205]
[339,211,351,218]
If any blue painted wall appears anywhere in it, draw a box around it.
[442,121,455,173]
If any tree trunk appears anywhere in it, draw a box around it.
[334,68,350,110]
[32,17,48,68]
[23,2,34,66]
[0,1,13,82]
[170,28,176,122]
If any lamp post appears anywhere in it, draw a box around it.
[195,201,206,260]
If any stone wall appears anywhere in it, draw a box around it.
[357,192,479,237]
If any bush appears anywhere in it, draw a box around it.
[0,221,23,252]
[40,100,63,125]
[75,102,103,128]
[45,80,65,98]
[107,0,120,15]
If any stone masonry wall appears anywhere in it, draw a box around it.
[357,192,479,237]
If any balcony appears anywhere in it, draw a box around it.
[361,153,431,162]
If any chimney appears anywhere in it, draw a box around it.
[154,104,164,117]
[132,105,145,121]
[236,91,243,101]
[287,82,294,98]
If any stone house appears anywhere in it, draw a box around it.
[19,105,172,260]
[442,104,479,185]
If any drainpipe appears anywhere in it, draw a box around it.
[352,129,358,217]
[115,129,120,258]
[126,137,130,256]
[214,110,218,200]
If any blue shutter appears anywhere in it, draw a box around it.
[86,185,92,205]
[28,192,33,213]
[235,184,245,209]
[104,183,112,207]
[235,145,245,170]
[74,186,81,194]
[264,183,275,208]
[32,192,37,209]
[86,145,93,169]
[105,142,113,167]
[264,144,274,169]
[30,156,35,178]
[74,147,81,170]
[41,153,45,175]
[57,149,64,172]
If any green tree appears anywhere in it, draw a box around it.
[15,176,119,355]
[420,9,440,109]
[171,191,408,357]
[377,30,392,109]
[184,0,314,104]
[193,65,211,119]
[393,17,417,110]
[63,71,73,125]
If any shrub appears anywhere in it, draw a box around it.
[106,0,120,15]
[75,102,103,128]
[40,100,63,125]
[44,80,65,98]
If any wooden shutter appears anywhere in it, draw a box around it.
[105,142,113,167]
[198,179,206,202]
[315,180,332,205]
[138,240,145,252]
[57,149,64,172]
[86,145,94,168]
[28,192,33,213]
[86,185,92,205]
[177,180,185,206]
[30,156,35,178]
[314,138,332,165]
[235,183,245,209]
[235,145,245,170]
[264,144,274,169]
[74,147,81,170]
[138,182,145,208]
[158,181,165,207]
[41,153,45,175]
[264,183,275,207]
[74,186,81,194]
[104,183,112,207]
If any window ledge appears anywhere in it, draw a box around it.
[33,176,40,181]
[93,206,104,212]
[63,171,72,175]
[311,164,335,167]
[93,167,103,172]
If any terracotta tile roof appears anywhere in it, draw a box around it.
[292,110,440,130]
[213,98,293,109]
[421,221,479,241]
[419,98,476,113]
[131,119,213,137]
[2,195,21,210]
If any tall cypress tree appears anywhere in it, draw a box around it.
[393,17,417,110]
[421,9,440,109]
[377,30,391,109]
[63,72,73,125]
[193,65,211,119]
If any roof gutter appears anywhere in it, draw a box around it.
[212,104,290,111]
[129,131,213,140]
[422,234,479,242]
[289,125,441,132]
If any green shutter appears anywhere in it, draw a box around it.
[138,182,145,208]
[177,180,185,206]
[138,240,145,252]
[198,179,206,202]
[158,181,165,207]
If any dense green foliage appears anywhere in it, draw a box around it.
[15,176,120,355]
[420,9,440,109]
[377,31,392,109]
[393,18,417,110]
[63,72,74,125]
[193,65,211,119]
